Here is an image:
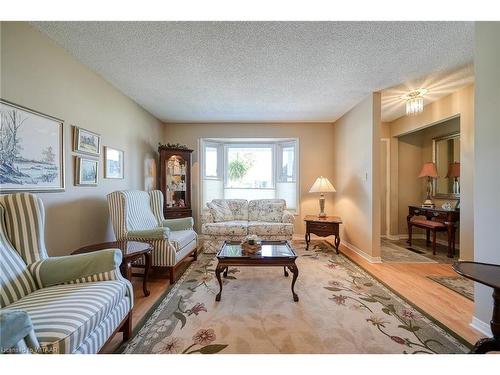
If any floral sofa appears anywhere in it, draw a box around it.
[200,199,295,253]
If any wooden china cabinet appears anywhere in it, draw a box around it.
[158,145,193,219]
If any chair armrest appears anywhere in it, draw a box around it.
[28,249,122,288]
[161,217,194,231]
[200,208,214,224]
[282,210,295,224]
[0,310,40,353]
[127,227,170,240]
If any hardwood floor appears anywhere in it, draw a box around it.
[101,240,483,353]
[338,241,483,345]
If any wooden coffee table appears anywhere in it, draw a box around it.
[215,241,299,302]
[72,240,153,297]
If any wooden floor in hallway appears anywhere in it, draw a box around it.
[101,241,484,353]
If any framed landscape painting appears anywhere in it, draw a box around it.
[0,99,65,192]
[104,146,124,179]
[73,126,101,156]
[75,156,99,186]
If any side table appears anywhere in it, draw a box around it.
[72,240,153,297]
[453,261,500,353]
[304,215,343,254]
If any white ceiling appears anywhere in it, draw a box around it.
[32,22,474,123]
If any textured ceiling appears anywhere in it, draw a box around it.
[32,22,474,123]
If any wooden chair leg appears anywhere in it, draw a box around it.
[121,313,132,341]
[165,266,175,285]
[432,231,437,255]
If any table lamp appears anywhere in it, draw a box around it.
[418,162,438,208]
[309,176,336,217]
[446,162,460,209]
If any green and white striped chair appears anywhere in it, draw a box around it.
[107,190,198,284]
[0,193,133,354]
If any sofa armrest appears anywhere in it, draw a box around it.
[200,208,214,224]
[127,227,170,240]
[282,210,295,224]
[161,217,194,231]
[28,249,122,288]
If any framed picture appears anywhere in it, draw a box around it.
[75,156,98,186]
[0,99,65,192]
[104,146,124,179]
[73,126,101,156]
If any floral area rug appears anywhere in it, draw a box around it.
[427,276,474,301]
[121,240,470,354]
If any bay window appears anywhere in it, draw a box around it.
[200,138,299,211]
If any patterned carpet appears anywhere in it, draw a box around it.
[121,240,469,354]
[427,276,474,301]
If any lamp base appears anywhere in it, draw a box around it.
[318,194,327,217]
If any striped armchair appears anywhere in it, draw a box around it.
[107,190,198,284]
[0,193,133,354]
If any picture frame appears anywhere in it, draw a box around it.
[0,99,65,192]
[75,156,99,186]
[73,126,101,156]
[104,146,124,179]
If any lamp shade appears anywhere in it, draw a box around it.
[446,162,460,178]
[418,162,438,178]
[309,176,336,193]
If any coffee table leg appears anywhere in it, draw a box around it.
[305,233,310,250]
[142,251,151,297]
[223,266,228,278]
[121,260,133,281]
[215,264,224,302]
[289,264,299,302]
[284,266,289,277]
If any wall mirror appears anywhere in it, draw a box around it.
[433,132,460,199]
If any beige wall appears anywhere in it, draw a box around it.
[1,22,162,256]
[473,22,500,332]
[331,93,381,260]
[387,85,474,260]
[162,122,336,234]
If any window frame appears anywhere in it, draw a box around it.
[223,142,276,190]
[199,137,300,214]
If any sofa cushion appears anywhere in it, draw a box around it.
[207,200,233,222]
[202,221,248,236]
[6,280,128,354]
[248,199,286,222]
[207,199,248,222]
[247,221,294,236]
[169,229,197,252]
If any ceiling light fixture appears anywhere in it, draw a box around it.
[402,89,428,116]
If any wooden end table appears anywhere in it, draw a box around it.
[304,215,343,254]
[215,241,299,302]
[72,240,153,297]
[453,261,500,354]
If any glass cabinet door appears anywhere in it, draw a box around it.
[165,155,187,208]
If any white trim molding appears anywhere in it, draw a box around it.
[470,316,492,337]
[341,240,382,263]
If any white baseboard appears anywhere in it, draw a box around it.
[341,240,382,264]
[470,316,492,337]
